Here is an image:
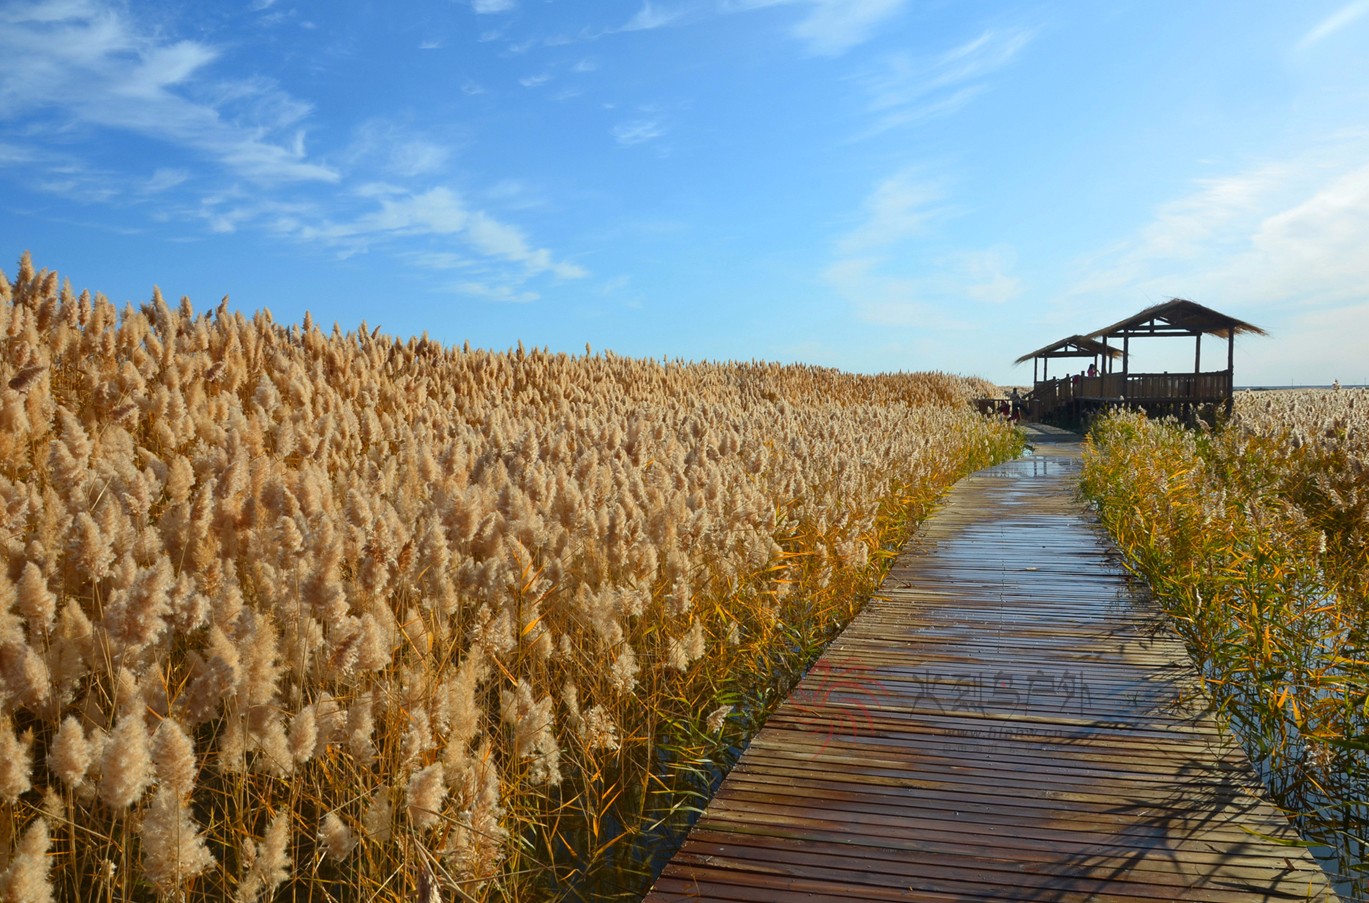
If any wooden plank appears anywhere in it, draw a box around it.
[670,834,1326,899]
[645,429,1338,902]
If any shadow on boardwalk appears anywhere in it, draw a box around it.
[646,429,1337,902]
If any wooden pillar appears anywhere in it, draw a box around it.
[1121,333,1129,398]
[1194,333,1202,374]
[1226,330,1235,415]
[1034,358,1039,384]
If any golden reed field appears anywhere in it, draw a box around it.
[1083,388,1369,894]
[0,254,1020,901]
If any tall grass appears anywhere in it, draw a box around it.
[1081,398,1369,897]
[0,254,1021,901]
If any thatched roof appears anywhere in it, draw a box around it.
[1014,335,1124,366]
[1088,298,1267,341]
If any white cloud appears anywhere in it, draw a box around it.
[854,27,1034,138]
[466,211,587,278]
[822,257,930,326]
[347,120,452,179]
[0,0,337,184]
[1062,133,1369,385]
[358,188,470,236]
[0,142,38,165]
[144,168,189,193]
[620,2,692,32]
[825,170,1020,326]
[482,179,541,208]
[790,0,905,56]
[451,281,538,303]
[472,0,515,13]
[823,253,1019,326]
[612,118,666,146]
[1296,0,1369,50]
[519,73,551,88]
[1068,135,1369,316]
[38,174,119,204]
[13,156,192,205]
[718,0,906,55]
[716,0,790,10]
[835,170,944,255]
[289,187,586,280]
[957,247,1020,304]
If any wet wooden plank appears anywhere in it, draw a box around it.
[645,426,1338,902]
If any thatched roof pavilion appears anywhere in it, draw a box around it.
[1088,298,1266,341]
[1014,335,1124,383]
[1014,298,1266,422]
[1086,298,1266,381]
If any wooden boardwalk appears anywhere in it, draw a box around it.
[646,426,1337,902]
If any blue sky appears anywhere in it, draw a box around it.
[2,0,1368,386]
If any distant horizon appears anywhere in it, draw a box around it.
[3,2,1367,387]
[9,250,1367,393]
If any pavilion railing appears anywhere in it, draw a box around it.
[1031,370,1233,416]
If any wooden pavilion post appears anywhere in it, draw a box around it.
[1121,334,1129,401]
[1194,333,1202,402]
[1226,331,1235,415]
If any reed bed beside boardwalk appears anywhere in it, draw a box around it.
[1081,392,1369,898]
[0,254,1021,901]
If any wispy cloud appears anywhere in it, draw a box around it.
[854,27,1034,138]
[1066,132,1369,330]
[291,187,586,280]
[612,118,666,146]
[0,0,336,183]
[835,171,946,255]
[956,247,1020,304]
[38,172,120,204]
[0,142,39,166]
[519,73,552,88]
[144,168,190,193]
[825,170,1020,325]
[790,0,906,56]
[346,119,452,179]
[466,210,587,278]
[472,0,516,13]
[591,0,902,52]
[719,0,907,55]
[1296,0,1369,50]
[450,281,539,303]
[620,2,694,32]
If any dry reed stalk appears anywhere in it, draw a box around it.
[0,254,1020,900]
